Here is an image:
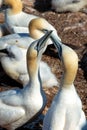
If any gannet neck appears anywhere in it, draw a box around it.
[27,47,39,83]
[26,30,52,84]
[29,18,58,40]
[4,0,23,15]
[60,44,78,88]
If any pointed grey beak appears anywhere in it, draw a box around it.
[50,34,62,60]
[36,30,53,52]
[42,29,62,59]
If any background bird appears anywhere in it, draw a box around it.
[51,0,87,13]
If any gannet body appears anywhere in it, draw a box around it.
[42,36,86,130]
[5,11,38,33]
[51,0,87,12]
[0,0,38,34]
[0,33,33,49]
[0,31,53,130]
[0,45,58,87]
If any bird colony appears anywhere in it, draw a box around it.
[0,0,87,130]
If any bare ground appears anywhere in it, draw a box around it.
[0,0,87,129]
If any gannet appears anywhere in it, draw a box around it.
[42,35,86,130]
[51,0,87,13]
[0,44,58,87]
[0,30,53,130]
[0,0,38,34]
[0,33,33,49]
[0,18,61,46]
[29,17,61,45]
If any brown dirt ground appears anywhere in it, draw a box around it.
[0,0,87,129]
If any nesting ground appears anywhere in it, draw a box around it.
[0,0,87,129]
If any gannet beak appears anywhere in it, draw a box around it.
[42,29,62,59]
[36,30,53,52]
[50,34,62,59]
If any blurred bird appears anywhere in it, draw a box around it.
[0,30,53,130]
[0,44,58,88]
[51,0,87,13]
[0,0,38,34]
[42,35,86,130]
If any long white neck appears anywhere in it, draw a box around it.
[27,58,40,85]
[60,44,78,89]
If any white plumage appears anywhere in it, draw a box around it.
[0,0,38,34]
[0,44,58,88]
[0,18,62,88]
[51,0,87,13]
[43,39,86,130]
[0,30,52,130]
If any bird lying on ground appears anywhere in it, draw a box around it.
[51,0,87,13]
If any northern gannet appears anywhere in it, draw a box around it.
[0,18,61,46]
[51,0,87,13]
[29,17,61,45]
[0,30,52,130]
[42,35,86,130]
[0,0,38,34]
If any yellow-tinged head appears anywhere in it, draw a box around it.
[27,30,52,78]
[3,0,23,14]
[61,44,78,87]
[29,18,55,39]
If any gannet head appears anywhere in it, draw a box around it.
[29,18,61,42]
[0,45,23,60]
[27,30,52,62]
[48,31,62,59]
[1,0,22,14]
[50,32,78,86]
[27,30,52,78]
